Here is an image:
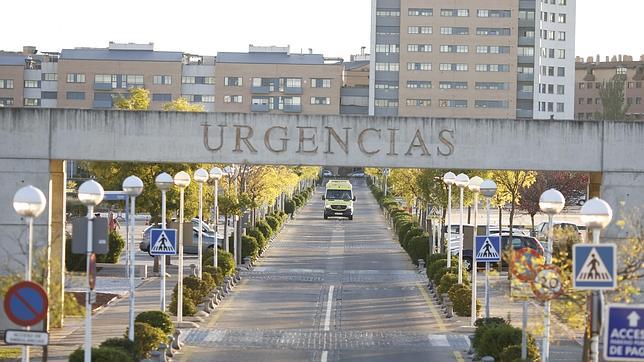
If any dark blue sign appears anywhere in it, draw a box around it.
[475,235,501,262]
[604,304,644,361]
[573,244,616,290]
[3,281,48,327]
[149,228,177,255]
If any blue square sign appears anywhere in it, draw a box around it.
[604,304,644,361]
[149,229,177,256]
[573,244,616,290]
[475,235,501,262]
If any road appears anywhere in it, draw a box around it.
[179,181,467,362]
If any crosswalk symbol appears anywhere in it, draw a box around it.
[576,248,612,282]
[149,229,177,256]
[475,235,501,262]
[477,238,500,259]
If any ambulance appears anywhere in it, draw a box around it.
[322,180,355,220]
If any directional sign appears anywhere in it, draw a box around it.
[475,235,501,262]
[446,233,461,255]
[4,330,49,346]
[573,244,616,290]
[149,228,177,255]
[3,281,48,327]
[604,304,644,361]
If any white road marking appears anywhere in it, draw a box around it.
[428,334,450,347]
[324,285,334,331]
[321,350,328,362]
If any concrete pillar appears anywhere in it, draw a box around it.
[589,172,602,198]
[600,171,644,239]
[48,160,66,328]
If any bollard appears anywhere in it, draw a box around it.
[445,300,454,318]
[418,259,425,273]
[234,271,241,282]
[441,293,449,305]
[166,336,175,358]
[189,264,197,277]
[468,335,475,355]
[481,356,495,362]
[157,343,168,362]
[150,351,162,362]
[243,256,251,267]
[172,329,182,350]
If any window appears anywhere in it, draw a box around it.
[125,75,144,88]
[375,82,398,89]
[0,98,13,106]
[475,100,508,108]
[182,76,195,84]
[637,82,642,88]
[548,102,554,112]
[311,78,331,88]
[406,99,431,107]
[476,28,511,36]
[151,93,170,102]
[439,99,467,108]
[636,97,642,105]
[42,73,57,81]
[182,76,214,85]
[558,0,567,4]
[66,91,85,100]
[224,77,243,86]
[476,82,508,90]
[439,81,468,89]
[627,82,635,89]
[375,44,400,53]
[440,9,469,17]
[311,96,331,105]
[94,74,111,85]
[539,102,546,112]
[596,82,602,89]
[375,62,399,71]
[587,98,592,104]
[224,95,243,103]
[477,46,510,54]
[556,49,566,59]
[24,80,40,88]
[202,95,215,103]
[153,75,172,85]
[41,91,57,99]
[557,67,565,77]
[0,79,14,89]
[517,47,534,56]
[408,8,432,16]
[558,31,566,41]
[66,73,85,83]
[556,103,564,112]
[557,13,566,23]
[518,84,533,93]
[519,10,535,20]
[627,97,633,105]
[407,81,432,89]
[579,82,586,89]
[407,62,432,71]
[477,9,511,17]
[24,98,41,106]
[408,26,432,34]
[376,9,400,16]
[440,27,469,35]
[374,99,398,107]
[557,85,565,94]
[517,66,534,74]
[578,98,584,105]
[440,45,468,53]
[616,67,627,75]
[408,44,432,52]
[439,63,468,71]
[475,64,509,72]
[285,78,302,88]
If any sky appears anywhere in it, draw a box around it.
[0,0,641,60]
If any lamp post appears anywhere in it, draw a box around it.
[580,198,613,362]
[194,168,209,280]
[223,165,238,263]
[480,179,497,319]
[155,172,173,311]
[467,176,483,327]
[122,176,143,341]
[443,172,456,267]
[13,185,47,362]
[539,188,565,362]
[209,167,223,269]
[454,173,469,284]
[77,180,104,361]
[173,171,191,323]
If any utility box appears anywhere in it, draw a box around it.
[71,217,109,254]
[168,221,193,246]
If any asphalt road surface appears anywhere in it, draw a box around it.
[179,180,467,362]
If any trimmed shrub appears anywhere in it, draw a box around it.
[427,258,458,282]
[265,215,280,231]
[169,290,197,317]
[255,219,273,239]
[284,199,296,215]
[65,233,85,272]
[217,250,235,276]
[246,227,267,250]
[202,271,216,290]
[448,284,480,317]
[407,233,430,265]
[183,276,209,304]
[476,323,539,360]
[499,344,540,362]
[99,337,135,356]
[135,311,174,334]
[438,273,458,295]
[203,266,224,286]
[97,230,126,264]
[69,346,133,362]
[473,317,509,351]
[293,195,304,207]
[427,253,447,265]
[397,221,417,242]
[403,228,424,250]
[241,235,259,260]
[127,322,166,360]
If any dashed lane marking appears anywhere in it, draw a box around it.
[417,282,447,332]
[324,285,334,331]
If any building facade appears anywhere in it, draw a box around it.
[575,55,644,120]
[369,0,576,119]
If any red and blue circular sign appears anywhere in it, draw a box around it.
[3,281,48,327]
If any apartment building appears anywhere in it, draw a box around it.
[340,53,371,115]
[215,45,343,115]
[575,55,644,120]
[0,46,59,108]
[369,0,575,119]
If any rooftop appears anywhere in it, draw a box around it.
[216,51,328,65]
[61,48,183,62]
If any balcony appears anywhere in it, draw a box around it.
[251,86,271,94]
[518,37,535,46]
[283,105,302,113]
[518,55,534,64]
[250,104,270,112]
[375,88,399,99]
[517,91,533,100]
[519,0,535,9]
[516,109,533,119]
[518,19,535,28]
[517,73,534,82]
[284,87,303,95]
[92,100,113,109]
[340,105,368,115]
[94,83,113,91]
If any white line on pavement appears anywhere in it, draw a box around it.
[324,285,334,331]
[321,350,328,362]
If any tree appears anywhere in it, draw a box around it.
[162,97,205,112]
[114,88,150,110]
[597,79,630,120]
[492,171,536,235]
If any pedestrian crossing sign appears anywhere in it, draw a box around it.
[149,228,177,256]
[573,243,616,290]
[475,235,501,262]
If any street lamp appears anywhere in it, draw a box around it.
[443,172,456,267]
[539,188,565,362]
[467,176,483,327]
[155,172,173,312]
[580,197,612,362]
[454,173,469,284]
[209,167,223,270]
[480,179,497,319]
[173,171,191,323]
[223,165,237,262]
[194,168,209,280]
[13,185,47,362]
[77,180,104,362]
[122,175,143,341]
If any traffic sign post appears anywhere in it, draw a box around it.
[149,228,177,256]
[604,304,644,361]
[4,330,49,346]
[573,244,617,290]
[475,235,501,262]
[3,281,48,327]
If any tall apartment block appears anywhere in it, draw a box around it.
[0,46,60,108]
[575,55,644,120]
[369,0,575,119]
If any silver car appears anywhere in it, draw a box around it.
[139,221,223,255]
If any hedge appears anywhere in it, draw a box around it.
[246,227,267,250]
[448,284,480,317]
[473,318,511,352]
[403,228,424,250]
[127,322,167,360]
[500,344,540,362]
[135,311,174,334]
[255,219,273,239]
[284,199,296,215]
[476,322,539,360]
[241,235,259,260]
[69,346,133,362]
[438,273,459,295]
[407,233,430,265]
[265,215,280,231]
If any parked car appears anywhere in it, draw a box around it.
[322,169,334,177]
[347,171,365,178]
[534,222,581,240]
[140,222,223,255]
[568,190,587,206]
[462,234,544,271]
